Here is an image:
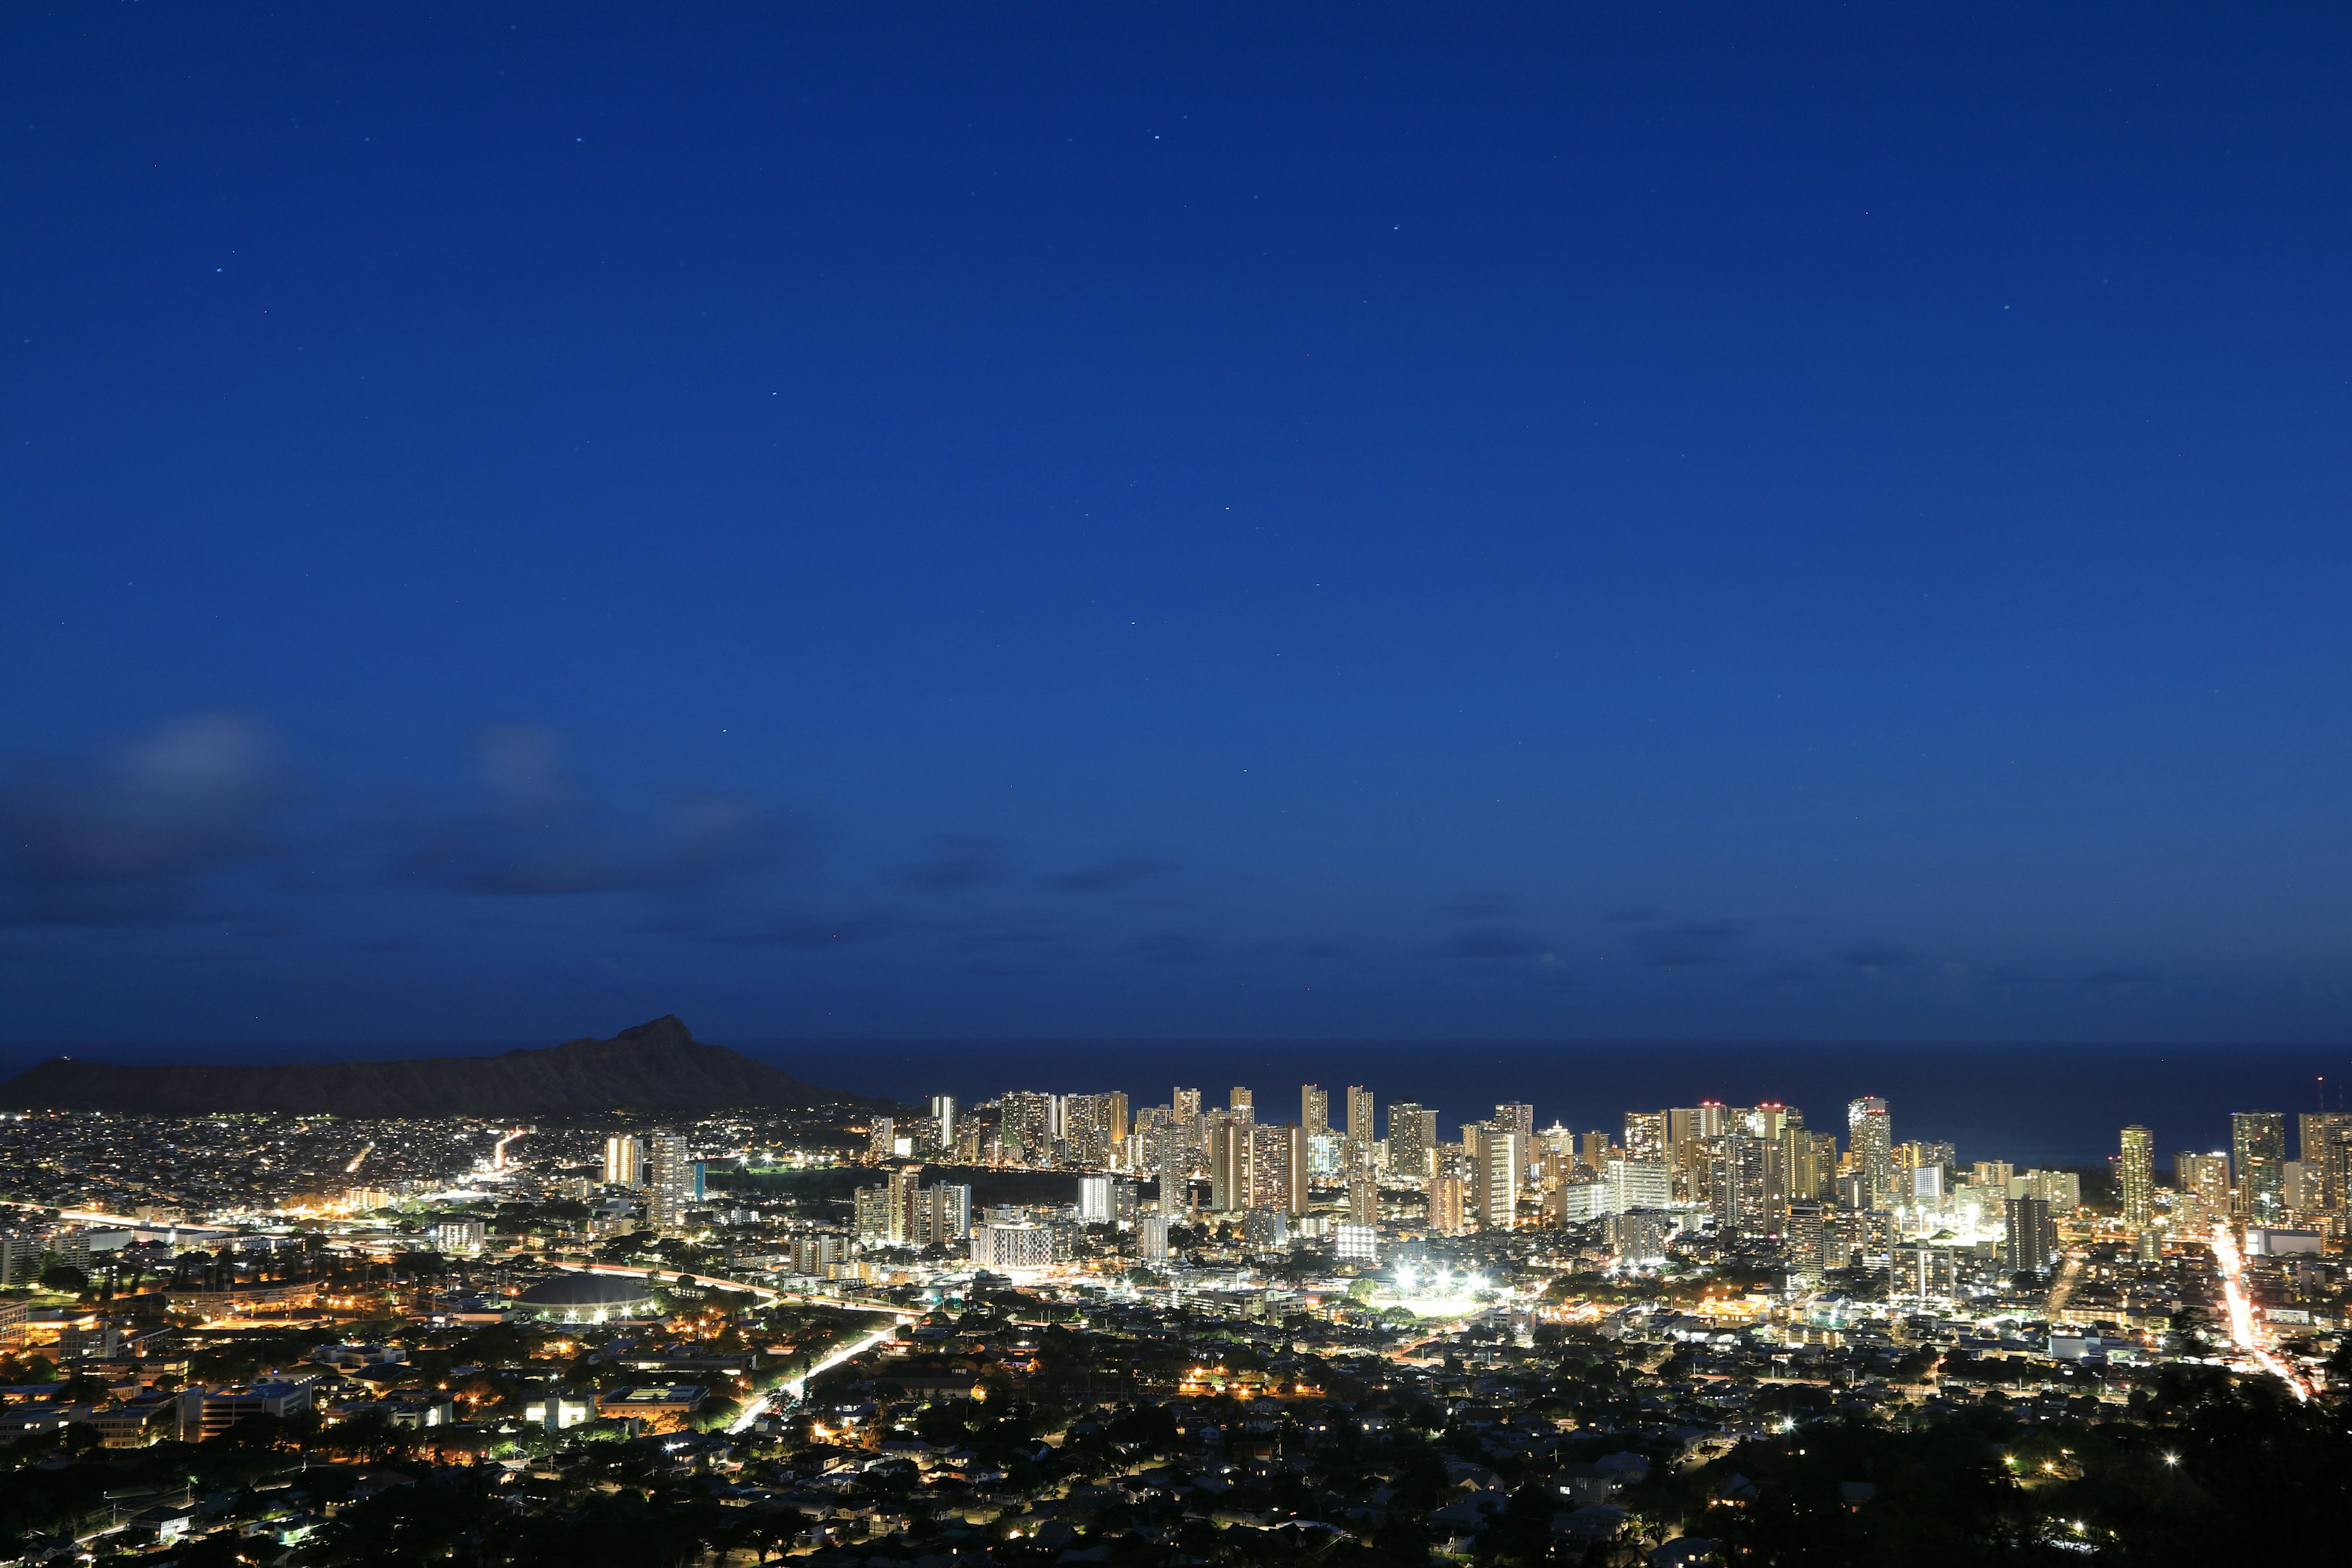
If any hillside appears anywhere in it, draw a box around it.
[0,1016,886,1118]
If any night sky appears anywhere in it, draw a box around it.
[6,7,2352,1049]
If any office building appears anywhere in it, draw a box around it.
[1065,1092,1129,1166]
[1468,1123,1520,1229]
[2234,1111,2286,1219]
[1604,1156,1672,1214]
[970,1222,1053,1271]
[1847,1097,1893,1208]
[1784,1201,1826,1284]
[646,1132,694,1234]
[2174,1151,2229,1234]
[1335,1221,1379,1262]
[430,1219,485,1255]
[1606,1208,1675,1266]
[2297,1112,2352,1220]
[788,1233,850,1276]
[2003,1196,2057,1273]
[1249,1123,1306,1215]
[1388,1103,1436,1177]
[2009,1168,2081,1213]
[603,1135,643,1188]
[1427,1172,1468,1235]
[1623,1110,1667,1164]
[2119,1125,2154,1229]
[1709,1135,1786,1238]
[999,1091,1055,1164]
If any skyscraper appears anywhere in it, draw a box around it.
[1173,1087,1201,1121]
[2233,1111,2286,1219]
[1387,1103,1436,1177]
[2297,1112,2352,1222]
[1302,1085,1329,1137]
[999,1091,1055,1164]
[1207,1112,1246,1212]
[1427,1172,1467,1235]
[1077,1174,1113,1224]
[1347,1085,1376,1142]
[603,1134,643,1188]
[2118,1125,2154,1229]
[1494,1102,1535,1140]
[867,1117,895,1160]
[1623,1111,1667,1164]
[1346,1172,1379,1224]
[2174,1150,2229,1236]
[1469,1123,1520,1230]
[930,1095,957,1149]
[1847,1096,1893,1208]
[1249,1123,1306,1216]
[646,1131,693,1234]
[1709,1135,1787,1238]
[2003,1195,2057,1273]
[1229,1087,1254,1123]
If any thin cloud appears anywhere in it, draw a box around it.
[1047,858,1174,893]
[389,726,782,895]
[900,836,1007,892]
[1631,920,1746,967]
[1443,926,1545,959]
[0,712,295,924]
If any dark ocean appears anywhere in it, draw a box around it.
[7,1038,2348,1171]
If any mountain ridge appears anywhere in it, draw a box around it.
[0,1016,888,1117]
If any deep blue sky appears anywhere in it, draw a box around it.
[6,6,2352,1048]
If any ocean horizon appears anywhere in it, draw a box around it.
[4,1036,2346,1170]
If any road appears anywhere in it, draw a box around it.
[541,1260,911,1435]
[2208,1224,2312,1401]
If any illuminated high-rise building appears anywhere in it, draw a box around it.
[1173,1087,1201,1121]
[2002,1195,2057,1273]
[1468,1123,1521,1230]
[2118,1125,2155,1229]
[1347,1085,1376,1142]
[999,1091,1055,1164]
[1302,1085,1329,1137]
[1578,1130,1610,1172]
[1346,1173,1379,1224]
[1229,1087,1254,1123]
[1207,1112,1246,1212]
[1387,1103,1436,1177]
[930,1095,957,1150]
[1708,1134,1787,1238]
[1623,1111,1667,1164]
[2233,1111,2286,1219]
[1248,1124,1306,1216]
[1427,1172,1468,1235]
[1847,1096,1893,1208]
[2174,1151,2230,1234]
[603,1134,643,1188]
[867,1117,895,1160]
[2297,1112,2352,1222]
[646,1131,693,1234]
